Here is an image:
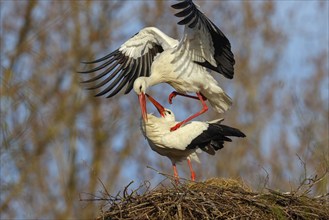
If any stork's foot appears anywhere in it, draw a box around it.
[168,91,178,104]
[170,122,183,132]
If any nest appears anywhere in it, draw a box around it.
[93,177,329,220]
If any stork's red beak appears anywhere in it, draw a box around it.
[139,93,147,121]
[146,94,165,117]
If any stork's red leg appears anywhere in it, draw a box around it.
[170,92,208,131]
[187,159,196,181]
[172,163,179,184]
[169,91,207,104]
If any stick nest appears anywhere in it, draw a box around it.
[94,178,328,220]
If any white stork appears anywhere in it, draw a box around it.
[80,0,235,130]
[142,94,245,182]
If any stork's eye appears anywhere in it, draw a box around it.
[167,110,171,115]
[139,85,142,91]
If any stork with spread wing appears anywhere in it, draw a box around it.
[80,0,235,131]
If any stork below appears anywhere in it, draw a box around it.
[141,94,245,182]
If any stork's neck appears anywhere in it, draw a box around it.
[142,115,175,135]
[143,75,162,88]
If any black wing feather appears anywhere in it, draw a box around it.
[86,57,127,90]
[186,121,245,154]
[79,43,163,98]
[171,0,190,9]
[81,50,119,64]
[94,67,128,96]
[78,54,122,74]
[124,59,139,94]
[81,56,125,84]
[174,6,193,17]
[106,68,132,98]
[177,11,196,26]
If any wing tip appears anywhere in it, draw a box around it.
[223,71,234,79]
[172,0,199,27]
[80,60,96,65]
[171,0,191,10]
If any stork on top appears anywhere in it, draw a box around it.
[79,0,235,131]
[142,94,245,182]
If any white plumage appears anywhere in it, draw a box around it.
[142,110,205,164]
[80,0,235,130]
[142,95,245,181]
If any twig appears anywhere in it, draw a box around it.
[123,180,134,199]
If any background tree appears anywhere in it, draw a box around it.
[1,1,328,219]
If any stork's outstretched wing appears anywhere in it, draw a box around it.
[171,0,235,79]
[79,27,176,98]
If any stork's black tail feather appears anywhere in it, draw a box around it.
[186,121,245,155]
[213,124,246,139]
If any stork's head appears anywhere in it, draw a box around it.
[133,77,148,95]
[162,109,175,122]
[146,94,175,122]
[133,77,149,121]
